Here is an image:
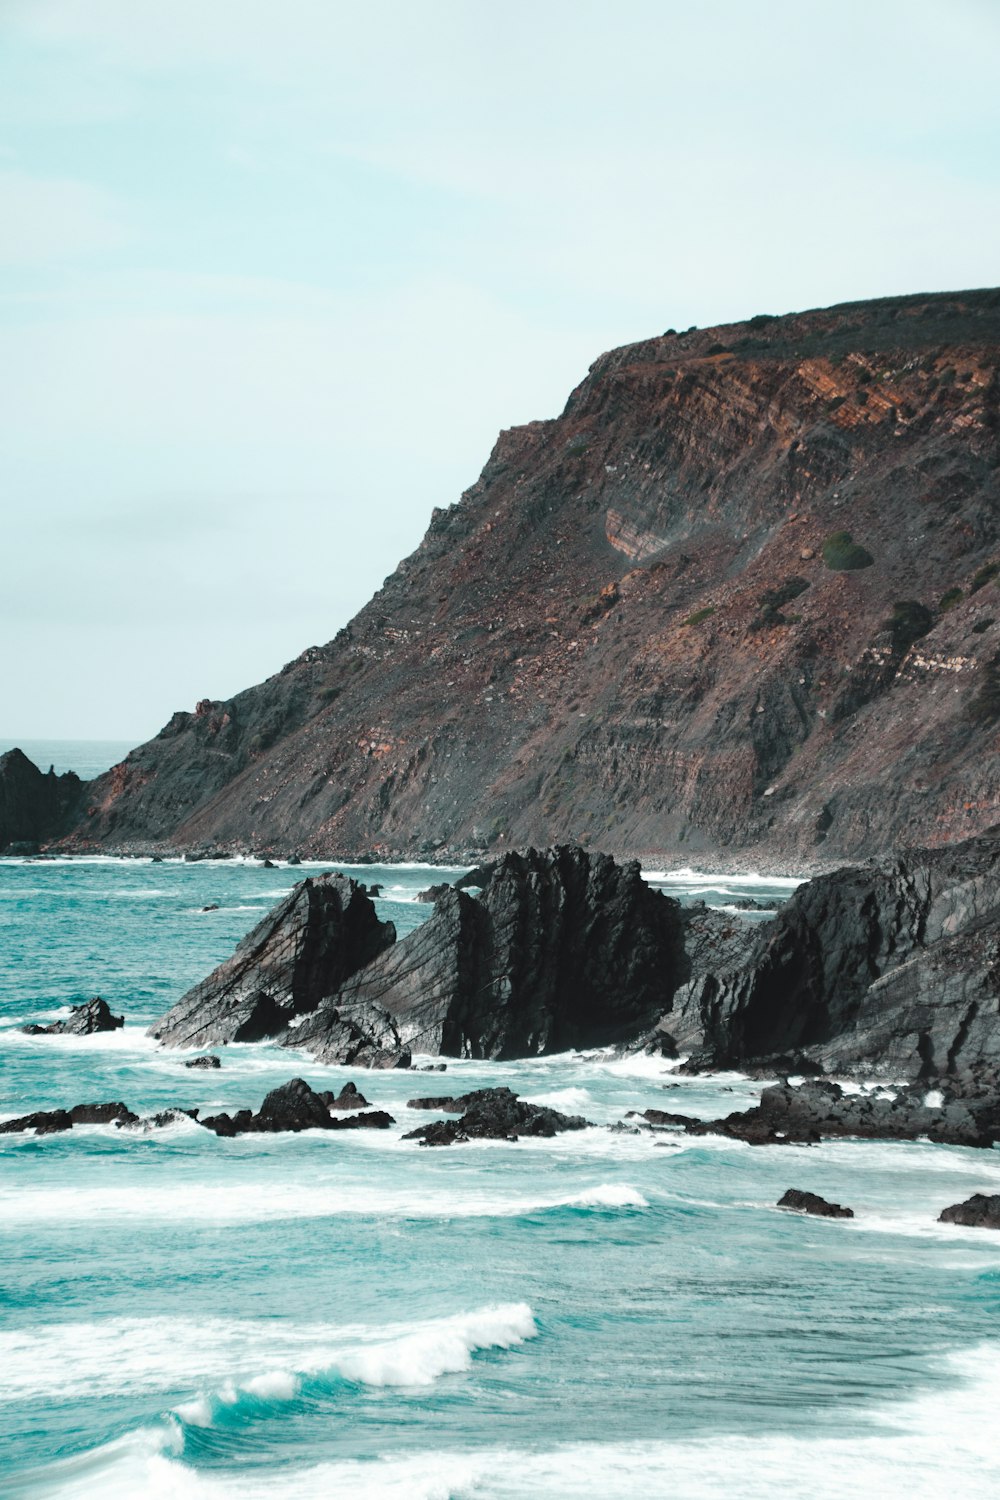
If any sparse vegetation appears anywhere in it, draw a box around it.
[973,618,994,634]
[970,562,999,594]
[747,313,776,330]
[939,587,964,612]
[822,531,874,571]
[705,342,727,356]
[683,606,716,627]
[751,577,810,630]
[883,600,933,653]
[969,652,1000,724]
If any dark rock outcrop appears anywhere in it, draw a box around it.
[402,1086,588,1146]
[659,1079,1000,1149]
[183,1054,221,1069]
[296,847,686,1062]
[322,1081,370,1110]
[0,1100,139,1134]
[150,874,395,1049]
[199,1076,395,1136]
[777,1188,854,1218]
[22,997,124,1036]
[282,1000,411,1068]
[938,1193,1000,1229]
[0,748,83,854]
[669,828,1000,1084]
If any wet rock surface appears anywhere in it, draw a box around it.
[183,1054,221,1069]
[667,828,1000,1085]
[402,1086,589,1146]
[938,1193,1000,1229]
[321,847,686,1060]
[22,997,124,1036]
[200,1077,395,1137]
[150,874,395,1050]
[777,1188,854,1218]
[637,1078,1000,1149]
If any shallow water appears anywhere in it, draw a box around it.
[2,858,998,1498]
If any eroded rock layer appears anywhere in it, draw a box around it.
[37,287,1000,870]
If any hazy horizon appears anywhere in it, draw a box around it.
[4,0,999,739]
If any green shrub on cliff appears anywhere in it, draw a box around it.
[822,531,874,571]
[970,562,999,594]
[883,600,933,653]
[939,587,964,612]
[751,577,810,629]
[683,606,715,626]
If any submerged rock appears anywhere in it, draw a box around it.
[150,874,395,1050]
[938,1193,1000,1229]
[402,1086,588,1146]
[0,1100,138,1134]
[22,997,124,1036]
[777,1188,854,1219]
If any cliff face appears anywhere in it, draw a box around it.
[56,288,1000,868]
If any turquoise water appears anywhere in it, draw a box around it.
[2,857,999,1499]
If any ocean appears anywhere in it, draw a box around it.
[2,851,999,1498]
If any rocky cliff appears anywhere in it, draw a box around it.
[38,287,1000,868]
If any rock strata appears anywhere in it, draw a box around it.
[402,1086,588,1145]
[22,998,124,1036]
[150,874,395,1049]
[668,828,1000,1085]
[300,847,685,1061]
[777,1188,854,1218]
[938,1193,1000,1229]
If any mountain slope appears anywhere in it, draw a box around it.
[58,288,1000,869]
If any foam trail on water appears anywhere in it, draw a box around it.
[0,1304,537,1405]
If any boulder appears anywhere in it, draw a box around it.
[778,1188,854,1219]
[149,874,395,1049]
[282,999,411,1069]
[183,1054,221,1069]
[402,1086,589,1146]
[938,1193,1000,1229]
[22,997,124,1036]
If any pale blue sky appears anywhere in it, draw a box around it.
[3,0,999,739]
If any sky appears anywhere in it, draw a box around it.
[2,0,999,742]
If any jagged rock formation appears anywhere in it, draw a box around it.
[0,748,83,854]
[294,847,684,1060]
[150,873,395,1049]
[664,827,1000,1083]
[22,997,124,1036]
[679,1079,1000,1148]
[200,1077,394,1137]
[150,847,689,1064]
[402,1086,588,1145]
[939,1193,1000,1228]
[777,1189,854,1219]
[30,287,1000,870]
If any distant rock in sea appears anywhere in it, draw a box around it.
[22,997,124,1036]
